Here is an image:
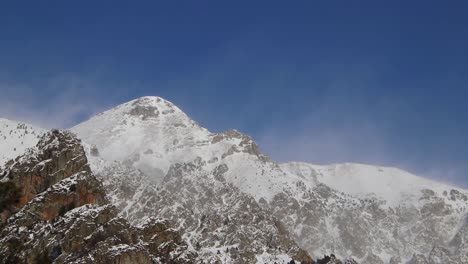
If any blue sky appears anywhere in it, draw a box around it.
[0,1,467,186]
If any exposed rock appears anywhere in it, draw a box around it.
[428,246,456,264]
[100,158,313,263]
[129,98,160,119]
[389,256,402,264]
[143,148,153,154]
[315,254,352,264]
[361,253,384,264]
[408,254,428,264]
[343,258,358,264]
[213,129,270,162]
[0,130,90,222]
[213,163,228,182]
[450,189,468,201]
[0,130,194,264]
[90,144,100,157]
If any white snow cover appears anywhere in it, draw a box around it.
[0,118,45,166]
[72,96,468,205]
[281,162,465,207]
[71,96,297,201]
[69,96,468,262]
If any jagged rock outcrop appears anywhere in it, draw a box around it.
[388,256,402,264]
[408,254,428,264]
[0,130,194,264]
[95,158,313,263]
[427,246,456,264]
[361,253,384,264]
[314,254,359,264]
[0,129,89,222]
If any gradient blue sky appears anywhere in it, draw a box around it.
[1,1,467,186]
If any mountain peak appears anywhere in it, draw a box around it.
[110,96,182,120]
[129,96,175,108]
[71,96,213,179]
[78,95,203,131]
[77,95,200,132]
[71,96,287,200]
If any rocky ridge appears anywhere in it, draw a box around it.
[0,130,194,263]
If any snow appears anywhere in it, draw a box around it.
[71,96,211,179]
[255,249,294,263]
[4,96,468,262]
[0,118,45,166]
[281,162,466,207]
[71,96,300,202]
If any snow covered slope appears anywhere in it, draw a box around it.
[71,97,313,262]
[69,96,468,263]
[0,118,45,166]
[280,162,468,262]
[281,162,464,207]
[71,96,301,201]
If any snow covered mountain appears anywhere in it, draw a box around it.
[1,96,468,263]
[70,96,468,263]
[71,96,298,202]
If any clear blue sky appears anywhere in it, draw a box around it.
[0,1,467,186]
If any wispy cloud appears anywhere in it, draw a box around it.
[0,73,111,128]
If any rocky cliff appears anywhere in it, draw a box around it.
[0,130,194,263]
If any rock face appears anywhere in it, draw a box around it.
[0,130,194,264]
[95,159,313,263]
[1,130,90,213]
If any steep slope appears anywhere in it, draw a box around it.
[66,95,468,263]
[72,97,316,262]
[0,118,45,166]
[72,96,302,202]
[88,157,311,263]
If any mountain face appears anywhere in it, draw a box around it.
[1,96,467,264]
[0,130,193,263]
[279,163,468,263]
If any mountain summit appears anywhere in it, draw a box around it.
[72,96,287,201]
[72,96,209,171]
